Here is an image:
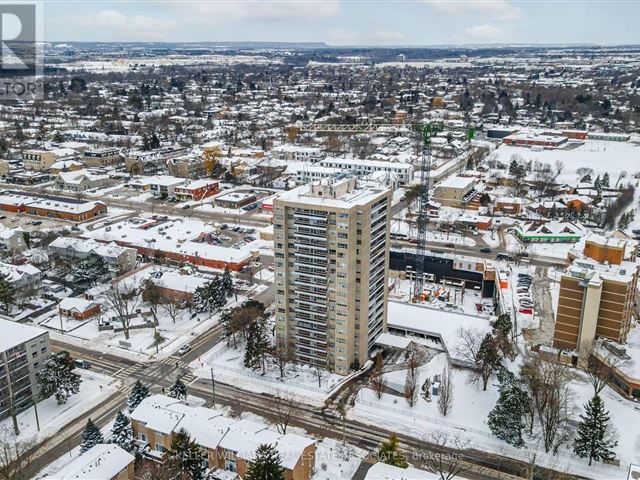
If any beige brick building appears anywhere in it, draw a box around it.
[273,177,391,374]
[553,236,639,352]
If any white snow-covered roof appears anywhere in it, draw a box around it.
[49,444,134,480]
[365,463,439,480]
[49,236,134,259]
[59,297,98,312]
[0,318,47,353]
[131,395,314,468]
[387,301,492,365]
[0,261,40,283]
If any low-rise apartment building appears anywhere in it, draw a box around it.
[48,237,138,273]
[318,157,413,185]
[131,395,316,480]
[432,176,478,209]
[82,147,122,167]
[0,319,50,421]
[271,145,324,163]
[23,148,78,171]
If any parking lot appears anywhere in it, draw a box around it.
[0,211,73,231]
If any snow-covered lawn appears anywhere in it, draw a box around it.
[505,233,573,261]
[492,140,640,183]
[191,341,346,405]
[2,369,117,445]
[349,352,635,479]
[38,265,244,361]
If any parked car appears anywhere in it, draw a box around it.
[444,243,455,248]
[479,247,491,253]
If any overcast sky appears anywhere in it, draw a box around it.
[43,1,640,46]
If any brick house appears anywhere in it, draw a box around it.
[58,297,101,320]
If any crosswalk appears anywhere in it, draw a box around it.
[113,364,139,380]
[161,357,190,369]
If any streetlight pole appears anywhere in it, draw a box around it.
[210,368,216,408]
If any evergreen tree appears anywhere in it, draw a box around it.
[594,175,602,193]
[574,395,617,466]
[244,443,285,480]
[192,284,210,313]
[488,369,530,448]
[244,316,269,373]
[211,278,227,311]
[71,253,109,287]
[37,351,81,405]
[476,333,502,391]
[80,418,104,453]
[128,380,150,412]
[378,433,408,468]
[220,308,234,345]
[602,172,610,188]
[169,377,188,400]
[168,428,204,480]
[0,272,15,313]
[111,411,135,452]
[221,267,234,297]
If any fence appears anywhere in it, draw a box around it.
[355,395,627,478]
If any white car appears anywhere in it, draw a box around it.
[176,344,191,356]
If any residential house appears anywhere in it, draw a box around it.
[58,297,101,320]
[48,237,137,273]
[48,444,135,480]
[131,395,316,480]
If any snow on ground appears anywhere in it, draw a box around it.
[505,233,572,261]
[191,341,346,405]
[389,220,476,246]
[350,351,634,479]
[482,231,500,248]
[1,369,117,445]
[38,266,243,361]
[492,140,640,183]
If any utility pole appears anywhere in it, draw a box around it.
[210,368,216,408]
[32,392,40,432]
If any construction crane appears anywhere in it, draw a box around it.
[413,122,441,300]
[412,123,475,300]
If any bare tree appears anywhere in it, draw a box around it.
[263,390,298,434]
[404,347,423,407]
[163,300,184,324]
[422,430,470,480]
[273,342,293,379]
[0,426,36,480]
[579,338,626,396]
[371,352,386,400]
[104,282,140,340]
[520,355,573,453]
[456,328,501,391]
[314,367,324,388]
[438,364,454,417]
